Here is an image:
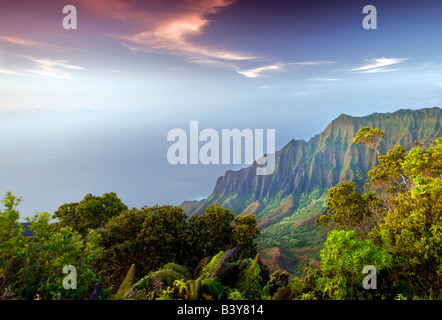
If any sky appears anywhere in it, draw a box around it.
[1,0,442,218]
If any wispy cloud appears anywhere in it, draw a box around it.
[0,35,68,52]
[237,64,280,78]
[24,56,83,79]
[0,54,83,80]
[0,34,82,79]
[308,77,342,82]
[237,61,334,78]
[349,57,408,73]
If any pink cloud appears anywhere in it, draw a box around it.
[79,0,254,63]
[0,35,68,52]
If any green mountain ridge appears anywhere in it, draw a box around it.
[181,107,442,273]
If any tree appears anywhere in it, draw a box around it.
[0,193,103,300]
[317,127,442,298]
[316,181,378,237]
[375,139,442,295]
[267,269,291,296]
[17,212,103,300]
[187,204,235,266]
[232,214,260,259]
[353,126,384,155]
[53,192,128,236]
[0,192,24,297]
[316,230,391,299]
[96,205,190,292]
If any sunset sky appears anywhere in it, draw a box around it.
[1,0,442,217]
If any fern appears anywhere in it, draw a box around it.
[200,251,224,278]
[201,279,223,299]
[149,269,187,287]
[162,263,192,280]
[187,277,202,300]
[194,256,211,278]
[115,264,135,300]
[210,247,240,279]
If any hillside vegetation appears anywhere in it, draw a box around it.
[182,108,442,274]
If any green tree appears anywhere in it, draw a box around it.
[316,230,391,300]
[96,205,189,292]
[0,192,24,297]
[1,193,103,300]
[232,214,260,259]
[53,192,128,236]
[187,204,235,266]
[353,126,384,155]
[318,128,442,298]
[267,269,291,297]
[16,212,102,300]
[375,140,442,295]
[316,181,378,237]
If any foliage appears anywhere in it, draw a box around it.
[210,247,240,279]
[150,269,188,288]
[96,205,189,291]
[96,203,260,293]
[1,190,262,300]
[19,213,102,300]
[267,269,291,296]
[232,215,260,259]
[0,192,24,297]
[353,126,384,154]
[193,256,211,279]
[377,165,442,294]
[130,274,156,300]
[237,258,264,300]
[227,289,245,300]
[187,277,202,300]
[114,264,135,300]
[162,263,192,280]
[157,279,190,300]
[200,278,223,300]
[273,268,319,300]
[187,204,235,266]
[200,251,225,278]
[316,181,378,236]
[53,192,127,236]
[0,197,103,300]
[127,248,270,300]
[316,128,442,298]
[316,230,391,299]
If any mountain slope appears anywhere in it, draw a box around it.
[181,107,442,273]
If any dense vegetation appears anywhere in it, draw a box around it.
[0,127,441,300]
